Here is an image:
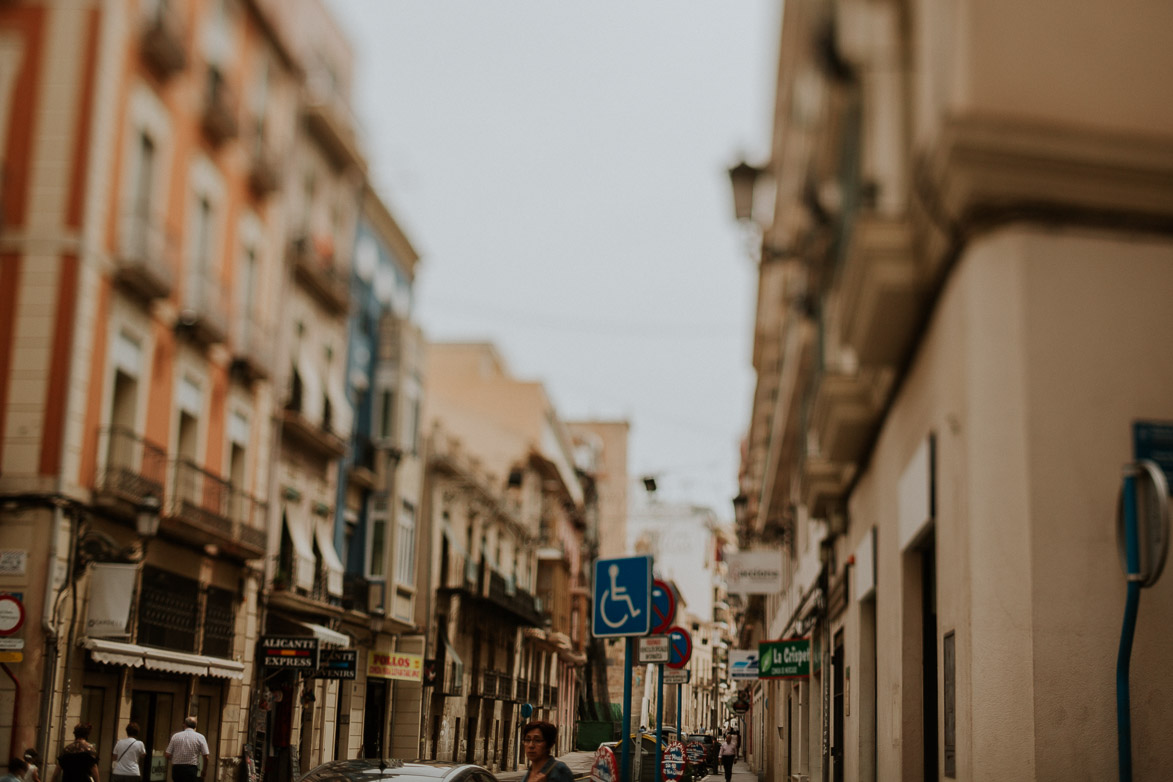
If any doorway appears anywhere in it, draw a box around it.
[131,689,179,782]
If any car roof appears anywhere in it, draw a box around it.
[299,760,494,782]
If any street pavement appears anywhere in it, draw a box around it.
[497,753,757,782]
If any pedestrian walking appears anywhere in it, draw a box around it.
[719,735,737,782]
[111,723,147,782]
[165,717,209,782]
[2,758,29,782]
[51,725,100,782]
[520,721,573,782]
[22,750,41,782]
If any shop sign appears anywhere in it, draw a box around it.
[367,651,423,681]
[261,636,319,668]
[317,649,357,679]
[729,649,758,680]
[759,638,810,679]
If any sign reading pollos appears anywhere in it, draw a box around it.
[261,636,320,668]
[759,638,810,679]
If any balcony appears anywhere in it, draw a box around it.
[348,434,377,490]
[201,69,238,147]
[836,216,924,368]
[288,235,349,315]
[138,1,186,80]
[302,83,364,172]
[806,367,891,466]
[341,574,370,613]
[114,212,175,302]
[515,677,530,703]
[177,271,228,346]
[436,660,463,697]
[247,124,281,198]
[165,460,266,559]
[487,570,545,626]
[230,313,272,382]
[281,389,346,459]
[94,427,167,513]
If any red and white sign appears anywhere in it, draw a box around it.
[367,651,423,682]
[591,745,618,782]
[0,595,24,636]
[661,741,686,781]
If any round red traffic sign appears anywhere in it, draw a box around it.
[661,741,686,782]
[0,595,24,636]
[591,745,618,782]
[650,580,676,635]
[665,625,692,669]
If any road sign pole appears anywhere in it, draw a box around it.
[676,683,682,732]
[655,665,664,782]
[622,637,634,782]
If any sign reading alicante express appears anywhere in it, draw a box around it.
[758,638,810,679]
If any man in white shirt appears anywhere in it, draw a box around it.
[165,717,210,782]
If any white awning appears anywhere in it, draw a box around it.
[83,638,244,680]
[296,620,349,648]
[314,521,345,598]
[86,637,145,667]
[296,345,324,426]
[284,508,316,591]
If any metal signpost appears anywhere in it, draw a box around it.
[1116,429,1171,782]
[593,556,652,782]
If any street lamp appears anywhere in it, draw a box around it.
[135,494,162,537]
[727,160,765,223]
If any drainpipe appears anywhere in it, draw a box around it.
[3,662,19,759]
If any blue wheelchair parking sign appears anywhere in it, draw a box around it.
[592,555,652,637]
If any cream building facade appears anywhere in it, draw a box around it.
[734,1,1173,781]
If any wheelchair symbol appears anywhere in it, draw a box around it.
[599,563,642,628]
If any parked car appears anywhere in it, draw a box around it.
[299,759,499,782]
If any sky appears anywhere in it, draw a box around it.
[328,1,779,518]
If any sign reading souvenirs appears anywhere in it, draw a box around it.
[759,638,810,679]
[318,649,357,679]
[261,636,319,669]
[368,651,424,682]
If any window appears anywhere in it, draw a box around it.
[137,566,199,651]
[368,495,388,579]
[202,587,236,658]
[133,132,155,221]
[378,388,394,440]
[396,501,416,585]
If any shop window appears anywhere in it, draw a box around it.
[202,587,235,658]
[137,566,199,651]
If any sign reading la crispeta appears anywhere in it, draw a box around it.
[759,638,810,679]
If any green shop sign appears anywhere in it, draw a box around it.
[759,638,810,679]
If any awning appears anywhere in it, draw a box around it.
[284,508,316,592]
[296,345,324,426]
[314,521,345,598]
[295,620,349,648]
[326,370,352,436]
[83,638,244,679]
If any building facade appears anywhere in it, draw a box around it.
[0,0,428,777]
[733,1,1173,781]
[419,343,593,767]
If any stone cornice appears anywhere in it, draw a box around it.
[928,114,1173,233]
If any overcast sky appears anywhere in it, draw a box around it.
[328,1,779,518]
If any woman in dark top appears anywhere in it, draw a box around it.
[520,721,572,782]
[51,724,100,782]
